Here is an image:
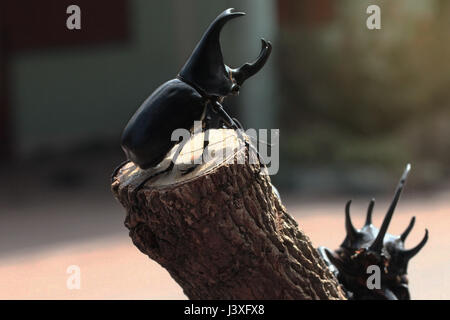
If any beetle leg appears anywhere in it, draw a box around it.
[111,159,131,183]
[212,101,266,169]
[231,117,244,130]
[180,115,213,176]
[317,246,341,279]
[134,161,175,192]
[132,140,193,195]
[130,162,174,202]
[202,111,213,152]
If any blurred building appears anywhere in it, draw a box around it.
[1,0,278,159]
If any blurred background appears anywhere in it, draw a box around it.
[0,0,448,299]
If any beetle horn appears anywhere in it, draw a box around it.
[365,198,375,226]
[401,229,429,260]
[369,164,411,252]
[231,39,272,86]
[178,8,245,96]
[400,216,416,242]
[343,200,358,245]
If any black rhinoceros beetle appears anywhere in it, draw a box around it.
[318,164,429,300]
[112,8,272,185]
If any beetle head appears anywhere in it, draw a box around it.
[178,8,272,98]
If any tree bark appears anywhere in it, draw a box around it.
[111,129,346,300]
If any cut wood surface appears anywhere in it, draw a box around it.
[111,129,346,299]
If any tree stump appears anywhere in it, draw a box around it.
[111,129,346,300]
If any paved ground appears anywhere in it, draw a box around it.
[0,185,448,299]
